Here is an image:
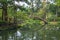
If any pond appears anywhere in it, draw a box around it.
[0,24,60,40]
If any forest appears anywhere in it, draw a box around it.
[0,0,60,40]
[0,0,60,29]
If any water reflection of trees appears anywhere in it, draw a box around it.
[0,25,60,40]
[0,29,17,40]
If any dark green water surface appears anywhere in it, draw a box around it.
[0,24,60,40]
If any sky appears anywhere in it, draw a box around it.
[14,0,55,7]
[14,1,30,8]
[14,0,55,11]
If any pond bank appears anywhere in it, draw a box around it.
[0,21,60,31]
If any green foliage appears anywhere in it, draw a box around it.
[0,0,7,3]
[0,20,7,24]
[17,10,42,29]
[0,9,2,17]
[49,4,57,14]
[55,0,60,6]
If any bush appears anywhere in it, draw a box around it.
[0,20,7,25]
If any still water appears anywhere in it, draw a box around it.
[0,25,60,40]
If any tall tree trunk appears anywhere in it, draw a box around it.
[14,6,17,26]
[2,2,8,22]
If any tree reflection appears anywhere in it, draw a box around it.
[0,24,60,40]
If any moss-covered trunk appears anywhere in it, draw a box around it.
[2,2,8,22]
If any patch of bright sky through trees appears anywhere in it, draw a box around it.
[14,0,55,11]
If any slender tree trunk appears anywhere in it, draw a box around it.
[2,2,8,22]
[14,6,17,26]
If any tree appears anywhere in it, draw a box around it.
[0,0,12,22]
[2,2,8,22]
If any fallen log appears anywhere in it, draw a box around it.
[33,16,48,24]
